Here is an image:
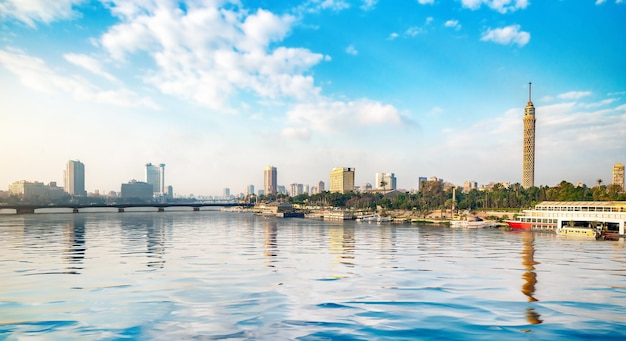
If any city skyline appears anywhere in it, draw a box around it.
[1,1,625,195]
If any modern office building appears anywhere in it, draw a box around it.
[522,82,536,189]
[64,160,86,196]
[375,172,397,190]
[329,167,355,194]
[145,163,165,195]
[613,163,625,192]
[223,188,231,197]
[318,181,325,192]
[417,177,427,191]
[264,166,277,196]
[246,185,255,196]
[121,180,153,200]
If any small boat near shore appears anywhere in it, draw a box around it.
[450,217,496,229]
[556,225,602,240]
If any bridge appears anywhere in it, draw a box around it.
[0,202,252,215]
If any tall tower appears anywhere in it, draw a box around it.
[159,163,166,194]
[330,167,355,194]
[522,82,536,189]
[64,160,86,196]
[613,163,625,192]
[145,163,161,195]
[264,166,277,196]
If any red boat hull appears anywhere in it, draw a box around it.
[505,220,532,229]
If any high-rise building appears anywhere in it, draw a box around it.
[318,181,325,192]
[417,177,427,191]
[64,160,86,196]
[264,166,277,196]
[522,82,536,189]
[246,185,255,196]
[329,167,355,194]
[223,188,231,197]
[613,163,625,192]
[375,172,397,190]
[145,163,165,195]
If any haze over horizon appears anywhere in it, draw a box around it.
[1,0,625,197]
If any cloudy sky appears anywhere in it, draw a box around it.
[1,0,625,196]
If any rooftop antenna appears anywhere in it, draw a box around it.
[528,82,532,102]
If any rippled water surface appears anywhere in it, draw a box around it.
[1,211,626,340]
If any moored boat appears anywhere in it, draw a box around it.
[505,201,626,235]
[556,225,602,239]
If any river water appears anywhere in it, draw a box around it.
[1,211,626,340]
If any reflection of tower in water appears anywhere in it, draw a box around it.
[264,221,278,266]
[64,215,86,273]
[146,216,168,269]
[521,232,542,324]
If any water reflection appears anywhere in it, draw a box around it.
[329,225,355,267]
[264,220,278,265]
[64,215,86,273]
[520,231,542,324]
[119,214,169,270]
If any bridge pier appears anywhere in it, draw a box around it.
[118,208,124,213]
[193,207,200,212]
[73,208,79,213]
[16,208,35,215]
[158,208,165,212]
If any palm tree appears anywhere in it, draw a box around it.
[597,178,603,187]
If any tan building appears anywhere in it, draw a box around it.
[522,82,536,189]
[264,166,277,196]
[329,167,355,194]
[8,180,65,200]
[613,163,625,192]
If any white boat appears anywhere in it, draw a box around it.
[377,216,393,223]
[355,214,378,222]
[556,225,602,239]
[450,217,495,229]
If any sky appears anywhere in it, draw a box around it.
[1,0,625,197]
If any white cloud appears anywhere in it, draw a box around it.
[445,19,461,30]
[418,0,435,4]
[461,0,529,13]
[100,2,328,111]
[558,91,592,100]
[595,0,607,4]
[388,32,400,40]
[63,53,117,81]
[0,0,84,27]
[361,0,378,10]
[481,25,530,47]
[0,48,158,109]
[345,45,358,55]
[282,98,404,138]
[406,26,423,37]
[300,0,350,13]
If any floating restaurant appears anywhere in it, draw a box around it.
[506,201,626,236]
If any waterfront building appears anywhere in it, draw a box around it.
[8,180,65,200]
[278,185,286,195]
[522,82,536,189]
[613,163,625,192]
[264,166,277,196]
[330,167,355,194]
[145,163,165,195]
[64,160,86,196]
[223,188,230,197]
[166,185,173,199]
[318,181,325,192]
[121,180,153,200]
[375,172,397,190]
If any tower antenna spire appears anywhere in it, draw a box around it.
[528,82,532,102]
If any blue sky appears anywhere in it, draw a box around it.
[1,0,625,196]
